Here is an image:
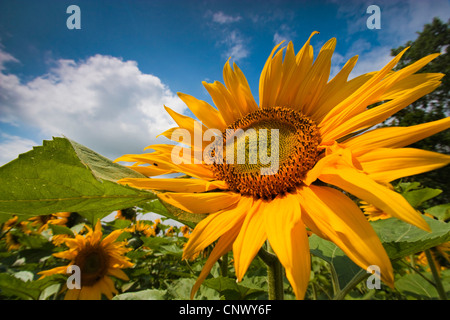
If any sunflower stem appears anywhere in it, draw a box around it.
[424,249,447,300]
[220,252,228,277]
[332,269,369,300]
[259,244,284,300]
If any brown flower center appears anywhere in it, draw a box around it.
[211,107,322,200]
[74,244,110,286]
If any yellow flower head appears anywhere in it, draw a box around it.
[39,220,133,300]
[360,201,391,221]
[117,32,450,299]
[180,225,192,238]
[125,220,156,237]
[29,212,71,233]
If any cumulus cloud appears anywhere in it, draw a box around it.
[0,133,38,166]
[212,11,242,24]
[273,24,296,46]
[222,30,249,62]
[0,48,186,164]
[207,10,249,62]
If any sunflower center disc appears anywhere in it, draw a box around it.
[211,107,322,200]
[75,245,110,286]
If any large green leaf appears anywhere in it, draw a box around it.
[0,137,156,223]
[395,270,450,300]
[112,289,168,300]
[425,203,450,221]
[401,186,443,208]
[0,273,66,300]
[309,234,363,292]
[371,216,450,259]
[203,276,267,300]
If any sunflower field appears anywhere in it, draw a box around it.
[0,136,448,301]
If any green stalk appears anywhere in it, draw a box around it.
[220,252,229,277]
[333,269,369,300]
[258,245,285,300]
[424,249,447,300]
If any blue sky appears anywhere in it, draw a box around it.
[0,0,449,165]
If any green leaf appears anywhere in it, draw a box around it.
[112,289,168,300]
[203,276,266,300]
[0,137,156,223]
[48,224,74,236]
[395,272,450,300]
[370,216,450,259]
[425,203,450,221]
[308,234,363,292]
[166,278,220,300]
[402,187,442,208]
[0,273,41,300]
[0,273,65,300]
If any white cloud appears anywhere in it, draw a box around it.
[0,133,38,166]
[330,0,450,45]
[273,24,297,46]
[0,48,186,164]
[348,46,393,78]
[212,11,242,24]
[222,30,249,62]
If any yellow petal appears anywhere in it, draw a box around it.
[79,285,101,300]
[125,165,175,177]
[118,178,227,193]
[259,41,285,109]
[320,47,409,133]
[263,193,311,299]
[38,266,68,279]
[297,185,394,287]
[342,116,450,156]
[101,278,117,300]
[260,31,319,109]
[183,197,252,258]
[158,191,241,214]
[163,106,210,150]
[320,52,441,141]
[223,61,259,115]
[293,38,336,116]
[190,224,241,299]
[319,165,430,231]
[233,199,267,281]
[101,229,123,246]
[311,55,359,122]
[203,81,241,124]
[64,288,81,300]
[321,76,442,143]
[358,148,450,183]
[108,268,130,281]
[177,92,227,131]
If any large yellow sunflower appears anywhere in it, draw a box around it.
[117,32,450,299]
[38,220,133,300]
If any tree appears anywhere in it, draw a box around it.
[388,17,450,205]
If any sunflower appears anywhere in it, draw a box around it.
[117,32,450,299]
[360,201,391,221]
[38,220,133,300]
[125,220,156,237]
[29,212,71,233]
